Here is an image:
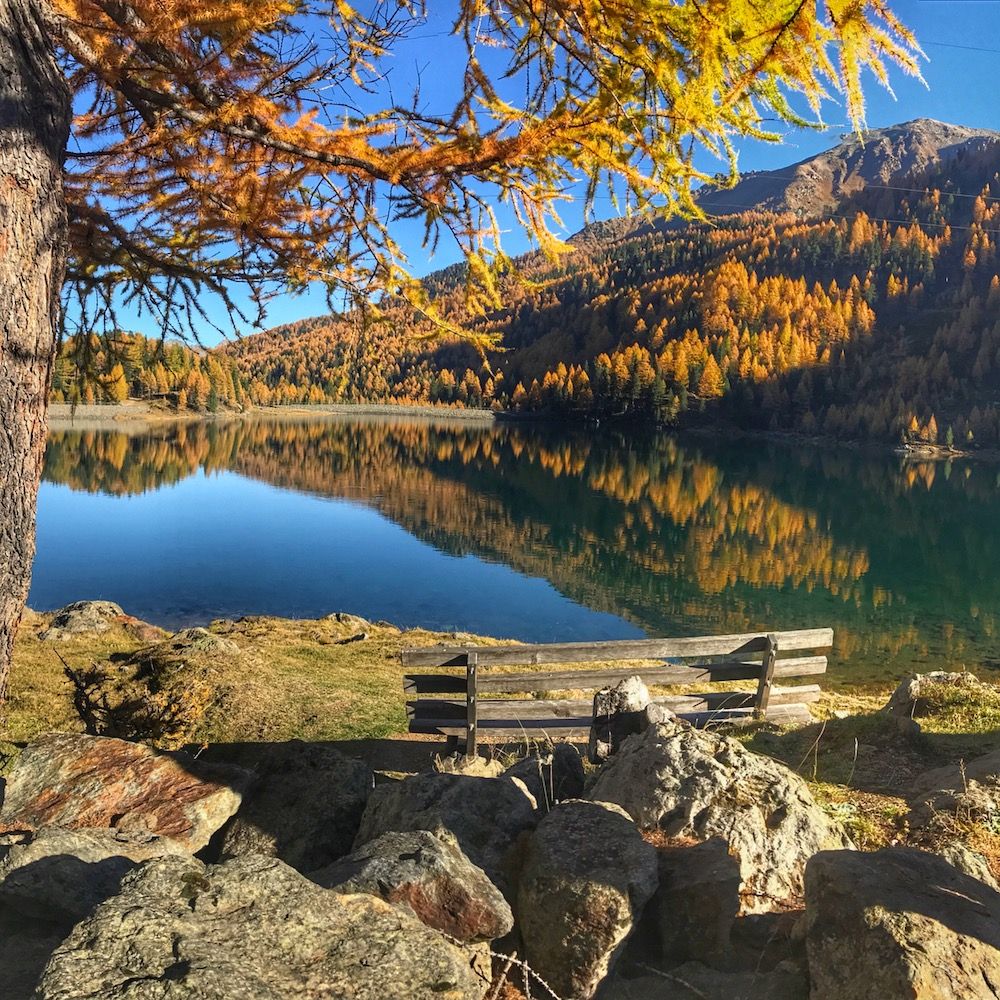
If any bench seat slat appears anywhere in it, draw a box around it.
[404,655,827,696]
[408,701,815,737]
[400,628,833,668]
[407,685,821,722]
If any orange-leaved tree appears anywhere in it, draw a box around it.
[0,0,919,700]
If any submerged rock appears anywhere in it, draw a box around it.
[806,847,1000,1000]
[354,772,537,893]
[217,740,372,872]
[0,733,250,852]
[0,827,191,925]
[312,829,512,943]
[516,799,658,1000]
[587,723,851,911]
[35,854,484,1000]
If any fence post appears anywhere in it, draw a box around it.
[754,633,778,718]
[466,649,479,758]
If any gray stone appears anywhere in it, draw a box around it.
[588,723,851,911]
[35,854,486,1000]
[938,842,1000,891]
[217,740,372,872]
[599,960,807,999]
[503,743,585,810]
[806,847,1000,999]
[517,799,659,1000]
[885,671,986,729]
[312,829,512,943]
[590,675,680,764]
[652,837,741,967]
[0,827,191,925]
[38,601,125,641]
[354,772,537,893]
[907,750,1000,806]
[163,626,240,655]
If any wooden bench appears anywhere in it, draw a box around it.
[402,628,831,755]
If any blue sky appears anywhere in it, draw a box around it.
[113,1,1000,343]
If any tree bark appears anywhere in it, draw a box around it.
[0,0,70,704]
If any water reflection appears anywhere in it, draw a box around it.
[36,413,1000,683]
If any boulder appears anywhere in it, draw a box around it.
[651,837,741,968]
[938,842,1000,891]
[354,772,537,892]
[0,827,191,925]
[163,626,240,655]
[907,750,1000,806]
[516,799,658,1000]
[885,671,986,731]
[38,601,126,641]
[0,733,251,852]
[216,741,372,872]
[587,723,851,911]
[503,743,585,809]
[325,611,372,631]
[35,854,485,1000]
[600,960,807,999]
[806,847,1000,999]
[589,675,679,764]
[312,829,513,943]
[434,754,506,778]
[908,754,1000,831]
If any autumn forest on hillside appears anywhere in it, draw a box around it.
[52,140,1000,450]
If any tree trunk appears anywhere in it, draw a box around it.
[0,0,70,704]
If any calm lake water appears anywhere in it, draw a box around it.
[30,412,1000,685]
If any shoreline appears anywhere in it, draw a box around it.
[46,400,501,428]
[46,400,1000,462]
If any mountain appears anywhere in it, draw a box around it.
[695,118,1000,218]
[62,120,1000,450]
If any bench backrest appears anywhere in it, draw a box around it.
[401,628,831,751]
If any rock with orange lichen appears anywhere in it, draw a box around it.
[0,733,251,852]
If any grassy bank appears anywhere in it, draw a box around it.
[7,608,1000,868]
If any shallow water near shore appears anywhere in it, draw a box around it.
[29,411,1000,686]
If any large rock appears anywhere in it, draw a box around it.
[806,847,1000,999]
[0,733,251,852]
[354,772,537,892]
[38,601,126,641]
[910,748,1000,802]
[589,675,679,764]
[587,723,851,911]
[312,829,512,943]
[503,743,585,809]
[600,961,807,999]
[216,741,372,872]
[0,827,190,925]
[516,799,658,1000]
[652,837,741,968]
[885,671,986,731]
[908,750,1000,833]
[35,854,484,1000]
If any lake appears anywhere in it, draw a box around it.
[30,412,1000,685]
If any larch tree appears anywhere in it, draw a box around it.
[0,0,919,702]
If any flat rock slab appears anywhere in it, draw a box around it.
[313,829,513,943]
[0,733,251,852]
[35,854,484,1000]
[806,847,1000,1000]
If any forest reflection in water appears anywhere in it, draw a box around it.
[33,412,1000,685]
